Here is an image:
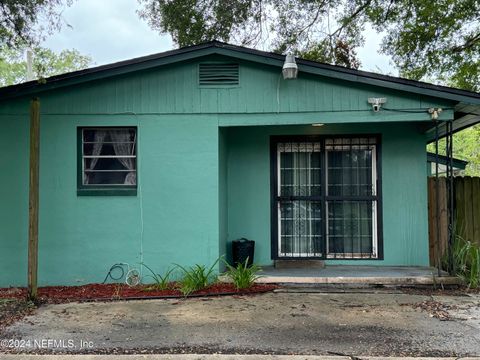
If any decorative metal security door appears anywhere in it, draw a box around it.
[271,136,381,260]
[274,140,323,258]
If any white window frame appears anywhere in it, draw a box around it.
[80,127,137,187]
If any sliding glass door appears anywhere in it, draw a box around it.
[272,136,381,259]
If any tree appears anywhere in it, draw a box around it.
[363,0,480,92]
[137,0,364,68]
[137,0,480,89]
[0,46,93,87]
[0,0,72,49]
[428,126,480,176]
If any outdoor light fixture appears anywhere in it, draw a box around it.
[428,108,443,120]
[282,54,298,79]
[312,123,325,127]
[367,97,387,112]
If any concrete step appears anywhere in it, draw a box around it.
[255,275,462,286]
[274,260,325,269]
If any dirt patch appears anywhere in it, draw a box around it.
[0,283,277,304]
[0,299,36,335]
[409,299,458,320]
[400,284,478,296]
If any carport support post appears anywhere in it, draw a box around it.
[28,98,40,302]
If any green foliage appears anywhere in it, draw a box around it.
[223,258,262,289]
[364,0,480,92]
[141,263,174,290]
[427,125,480,176]
[0,47,24,87]
[298,39,361,69]
[448,62,480,92]
[138,0,480,89]
[138,0,255,48]
[0,45,93,87]
[175,258,220,296]
[137,0,363,67]
[448,236,480,288]
[0,1,72,49]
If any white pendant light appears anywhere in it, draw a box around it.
[282,54,298,79]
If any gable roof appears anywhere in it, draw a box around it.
[1,41,480,105]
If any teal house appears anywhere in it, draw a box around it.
[1,42,480,286]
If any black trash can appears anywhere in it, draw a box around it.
[232,238,255,267]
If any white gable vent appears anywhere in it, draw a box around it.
[199,63,239,86]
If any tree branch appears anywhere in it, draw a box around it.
[295,2,326,39]
[451,32,480,53]
[330,0,372,38]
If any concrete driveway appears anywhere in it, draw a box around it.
[1,291,479,356]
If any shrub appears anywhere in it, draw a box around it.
[141,263,174,290]
[175,258,220,296]
[224,257,262,289]
[449,236,480,288]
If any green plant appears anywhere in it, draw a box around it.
[175,258,220,296]
[448,236,480,288]
[141,263,174,290]
[224,257,262,289]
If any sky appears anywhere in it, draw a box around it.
[43,0,396,75]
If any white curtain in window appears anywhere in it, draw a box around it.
[85,130,107,184]
[110,129,136,185]
[278,142,321,256]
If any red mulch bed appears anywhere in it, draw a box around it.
[0,283,277,303]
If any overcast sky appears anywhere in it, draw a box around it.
[43,0,396,75]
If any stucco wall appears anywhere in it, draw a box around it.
[0,54,451,286]
[0,112,219,286]
[219,127,228,268]
[225,123,430,266]
[0,113,29,286]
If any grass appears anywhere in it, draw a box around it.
[141,263,174,291]
[447,235,480,288]
[224,257,262,289]
[175,258,220,296]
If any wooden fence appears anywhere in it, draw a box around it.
[428,176,480,266]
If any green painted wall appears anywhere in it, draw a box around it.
[0,113,29,286]
[0,54,451,286]
[224,123,430,266]
[0,110,219,286]
[219,127,228,269]
[0,55,453,122]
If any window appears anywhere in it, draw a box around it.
[77,127,137,196]
[272,136,382,260]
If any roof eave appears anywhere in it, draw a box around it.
[425,104,480,143]
[1,41,480,105]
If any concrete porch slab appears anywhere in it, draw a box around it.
[254,266,462,286]
[2,356,480,360]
